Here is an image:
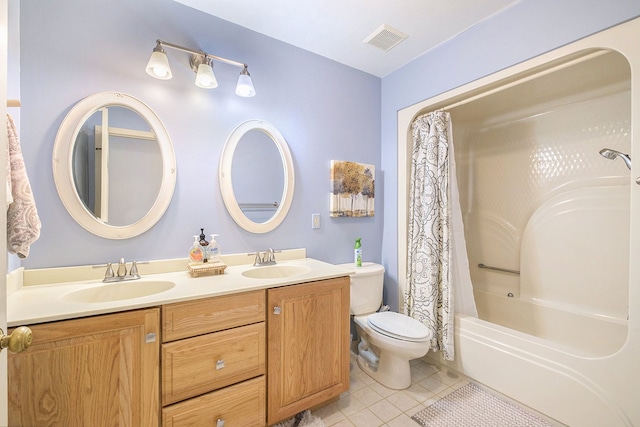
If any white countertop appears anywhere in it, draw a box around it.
[8,252,355,327]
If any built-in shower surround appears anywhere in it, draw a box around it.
[398,19,640,424]
[452,50,631,354]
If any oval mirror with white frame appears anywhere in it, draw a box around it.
[219,120,295,233]
[53,92,177,239]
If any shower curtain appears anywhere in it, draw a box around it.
[404,110,476,361]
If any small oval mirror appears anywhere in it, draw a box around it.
[53,92,176,239]
[219,120,295,233]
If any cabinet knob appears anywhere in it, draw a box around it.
[217,418,225,427]
[273,306,281,315]
[0,326,33,353]
[216,359,225,370]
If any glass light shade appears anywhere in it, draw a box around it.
[195,63,218,89]
[145,50,172,80]
[236,70,256,97]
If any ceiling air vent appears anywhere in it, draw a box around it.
[363,24,408,52]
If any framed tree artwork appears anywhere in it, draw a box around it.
[330,160,375,217]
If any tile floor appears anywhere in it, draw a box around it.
[314,354,470,427]
[314,353,564,427]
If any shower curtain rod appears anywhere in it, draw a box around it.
[439,50,609,112]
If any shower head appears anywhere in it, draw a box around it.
[599,148,632,170]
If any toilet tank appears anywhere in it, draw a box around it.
[338,262,385,315]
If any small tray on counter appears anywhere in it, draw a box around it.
[188,261,227,277]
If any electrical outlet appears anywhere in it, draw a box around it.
[311,213,320,229]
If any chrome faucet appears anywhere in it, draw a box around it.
[249,248,280,266]
[117,258,128,278]
[94,258,144,283]
[264,248,276,264]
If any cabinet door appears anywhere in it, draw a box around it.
[267,277,350,425]
[8,308,160,427]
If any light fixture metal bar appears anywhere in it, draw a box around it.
[156,39,246,69]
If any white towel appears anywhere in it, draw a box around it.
[6,114,41,258]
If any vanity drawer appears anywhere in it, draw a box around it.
[162,322,265,405]
[162,290,265,342]
[162,376,265,427]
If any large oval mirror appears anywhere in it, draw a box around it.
[219,120,295,233]
[53,92,176,239]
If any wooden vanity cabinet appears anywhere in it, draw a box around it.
[8,308,161,427]
[267,276,351,425]
[161,290,266,426]
[6,275,350,427]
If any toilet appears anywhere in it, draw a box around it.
[339,262,432,390]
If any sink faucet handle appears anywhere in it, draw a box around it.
[129,261,140,279]
[117,258,127,277]
[248,252,264,266]
[104,263,114,280]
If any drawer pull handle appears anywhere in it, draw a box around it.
[217,419,225,427]
[216,359,225,370]
[273,306,281,315]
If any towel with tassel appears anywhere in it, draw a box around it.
[6,114,41,258]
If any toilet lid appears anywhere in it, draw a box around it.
[367,312,431,342]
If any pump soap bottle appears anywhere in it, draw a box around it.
[189,235,203,263]
[354,238,362,267]
[209,234,221,263]
[199,228,210,263]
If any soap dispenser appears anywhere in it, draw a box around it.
[189,235,203,263]
[209,234,221,262]
[199,228,210,263]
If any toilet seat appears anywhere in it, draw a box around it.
[367,312,431,342]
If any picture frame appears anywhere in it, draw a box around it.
[330,160,375,217]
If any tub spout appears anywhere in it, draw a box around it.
[358,337,379,371]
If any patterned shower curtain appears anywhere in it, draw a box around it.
[405,110,466,361]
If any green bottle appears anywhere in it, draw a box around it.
[354,238,362,267]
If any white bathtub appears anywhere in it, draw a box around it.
[474,289,627,357]
[428,313,634,426]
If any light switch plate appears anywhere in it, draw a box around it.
[312,213,320,229]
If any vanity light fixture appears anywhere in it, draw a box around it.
[194,56,218,89]
[235,66,256,97]
[145,39,255,97]
[145,43,172,80]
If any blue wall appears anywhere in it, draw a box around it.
[380,0,640,310]
[15,0,640,312]
[17,0,381,269]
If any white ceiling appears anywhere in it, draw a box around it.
[174,0,521,77]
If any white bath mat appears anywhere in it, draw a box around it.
[412,383,553,427]
[272,410,325,427]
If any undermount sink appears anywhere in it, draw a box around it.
[241,265,311,279]
[61,280,175,303]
